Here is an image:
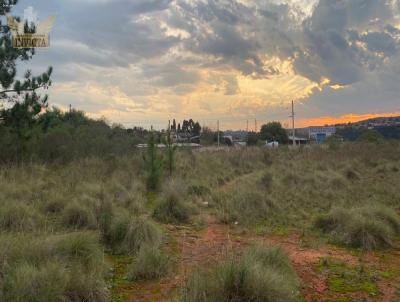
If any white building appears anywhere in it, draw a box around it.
[308,126,336,143]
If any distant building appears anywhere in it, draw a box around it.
[308,126,336,144]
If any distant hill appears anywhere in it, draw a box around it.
[335,116,400,140]
[335,116,400,128]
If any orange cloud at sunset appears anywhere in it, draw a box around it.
[298,112,400,127]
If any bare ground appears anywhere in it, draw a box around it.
[119,221,400,302]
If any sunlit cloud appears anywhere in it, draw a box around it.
[13,0,400,128]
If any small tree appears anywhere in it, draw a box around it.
[0,1,53,138]
[260,122,289,144]
[144,128,163,191]
[357,129,384,143]
[164,121,177,177]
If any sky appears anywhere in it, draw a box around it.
[9,0,400,130]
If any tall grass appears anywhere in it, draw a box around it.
[153,180,193,224]
[127,244,170,281]
[315,205,400,250]
[180,245,299,302]
[0,142,399,300]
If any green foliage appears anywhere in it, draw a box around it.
[315,206,400,250]
[165,122,177,177]
[1,261,67,302]
[0,1,53,138]
[325,134,342,150]
[217,189,276,225]
[259,122,289,144]
[153,181,191,224]
[0,232,108,302]
[144,130,164,191]
[316,258,379,297]
[127,244,170,281]
[357,129,384,143]
[105,214,162,255]
[0,203,41,232]
[180,245,299,302]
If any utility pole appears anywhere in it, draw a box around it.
[69,104,72,113]
[217,120,220,147]
[254,119,257,133]
[291,100,296,146]
[246,120,249,146]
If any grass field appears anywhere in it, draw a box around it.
[0,142,399,301]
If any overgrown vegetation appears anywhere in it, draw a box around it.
[0,138,399,300]
[315,205,400,250]
[316,258,380,297]
[180,245,299,302]
[127,245,170,281]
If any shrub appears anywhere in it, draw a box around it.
[54,232,104,272]
[106,215,162,255]
[122,217,162,254]
[64,268,109,302]
[105,212,130,247]
[62,202,95,229]
[260,171,273,190]
[127,245,170,281]
[0,203,40,232]
[180,245,299,302]
[153,182,191,224]
[1,261,67,302]
[0,233,109,302]
[315,206,400,250]
[216,190,276,225]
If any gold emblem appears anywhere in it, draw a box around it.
[6,13,55,48]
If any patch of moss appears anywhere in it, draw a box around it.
[380,269,400,280]
[316,258,380,297]
[106,253,136,302]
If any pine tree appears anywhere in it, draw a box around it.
[164,121,177,177]
[144,128,163,191]
[0,0,53,138]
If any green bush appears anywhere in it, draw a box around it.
[315,206,400,250]
[106,215,162,255]
[0,203,41,232]
[180,245,299,302]
[1,261,67,302]
[54,232,104,272]
[64,267,109,302]
[153,183,191,224]
[0,232,108,302]
[127,244,170,281]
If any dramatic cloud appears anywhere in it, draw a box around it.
[10,0,400,127]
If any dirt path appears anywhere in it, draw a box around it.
[124,223,400,302]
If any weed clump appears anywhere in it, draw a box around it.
[153,182,192,224]
[127,245,170,281]
[1,261,67,302]
[315,206,400,250]
[105,215,162,255]
[217,190,276,225]
[62,202,95,229]
[260,171,273,190]
[0,232,109,302]
[0,203,41,232]
[180,245,299,302]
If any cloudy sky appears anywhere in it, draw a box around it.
[11,0,400,129]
